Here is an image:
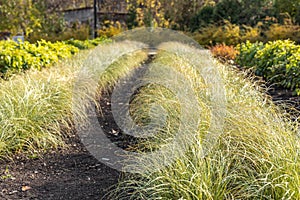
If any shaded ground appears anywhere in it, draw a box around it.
[0,133,120,200]
[269,88,300,108]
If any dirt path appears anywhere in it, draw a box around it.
[0,132,121,200]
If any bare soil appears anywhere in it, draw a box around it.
[0,133,120,200]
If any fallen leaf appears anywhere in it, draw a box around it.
[112,129,119,135]
[21,186,31,192]
[9,190,18,194]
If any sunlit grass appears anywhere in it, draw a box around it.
[1,38,299,198]
[0,41,148,159]
[0,52,83,158]
[107,42,300,199]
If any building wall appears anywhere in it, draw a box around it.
[64,7,94,24]
[97,0,128,23]
[98,0,127,14]
[63,1,129,27]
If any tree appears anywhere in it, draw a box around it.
[126,0,169,27]
[212,0,273,26]
[190,4,215,31]
[273,0,300,24]
[161,0,208,30]
[0,0,73,40]
[0,0,42,36]
[126,0,212,29]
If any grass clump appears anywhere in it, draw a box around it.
[107,42,300,199]
[0,52,84,158]
[0,41,148,159]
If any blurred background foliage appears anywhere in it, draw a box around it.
[0,0,299,44]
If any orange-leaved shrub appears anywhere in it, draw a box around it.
[210,43,238,63]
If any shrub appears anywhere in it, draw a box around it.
[193,21,262,46]
[255,40,300,90]
[66,37,110,50]
[236,40,300,94]
[65,39,94,50]
[240,24,262,43]
[193,21,240,46]
[210,43,238,63]
[27,24,91,43]
[235,40,264,67]
[0,40,79,78]
[265,23,300,43]
[98,20,125,38]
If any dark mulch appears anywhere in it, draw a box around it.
[0,132,120,200]
[268,87,300,111]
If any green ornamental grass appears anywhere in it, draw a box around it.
[0,39,299,199]
[107,42,300,199]
[0,41,148,159]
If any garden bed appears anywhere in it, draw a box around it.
[1,41,300,199]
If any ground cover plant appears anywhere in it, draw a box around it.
[65,37,110,50]
[0,37,110,79]
[104,42,300,199]
[236,40,300,95]
[0,40,78,78]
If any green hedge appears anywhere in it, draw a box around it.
[0,37,110,78]
[0,40,79,78]
[236,40,300,94]
[65,37,110,50]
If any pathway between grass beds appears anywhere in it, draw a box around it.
[0,54,154,200]
[0,134,120,200]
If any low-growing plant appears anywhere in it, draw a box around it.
[98,21,125,38]
[193,21,240,46]
[236,40,300,95]
[265,23,300,43]
[235,40,264,68]
[240,24,262,43]
[27,23,91,43]
[65,37,110,50]
[193,21,262,46]
[0,41,148,159]
[210,43,238,63]
[0,40,79,78]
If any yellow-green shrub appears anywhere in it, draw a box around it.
[65,37,110,50]
[28,24,91,43]
[98,20,125,38]
[265,23,300,43]
[0,40,79,78]
[193,21,262,46]
[236,40,300,94]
